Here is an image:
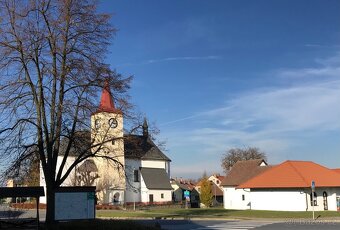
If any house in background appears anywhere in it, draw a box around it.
[208,174,225,187]
[220,159,271,210]
[40,83,172,205]
[208,174,225,204]
[238,160,340,211]
[171,178,200,208]
[195,174,225,206]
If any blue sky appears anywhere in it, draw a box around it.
[100,0,340,179]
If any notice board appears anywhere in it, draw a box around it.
[54,186,96,220]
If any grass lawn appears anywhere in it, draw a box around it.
[97,208,340,219]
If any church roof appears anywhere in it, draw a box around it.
[140,168,172,190]
[59,132,171,162]
[124,135,171,161]
[59,131,92,157]
[95,81,122,114]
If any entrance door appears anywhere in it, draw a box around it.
[149,194,154,204]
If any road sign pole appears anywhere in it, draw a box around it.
[311,180,315,220]
[312,191,315,220]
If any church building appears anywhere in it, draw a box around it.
[40,83,172,205]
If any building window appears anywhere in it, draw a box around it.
[310,192,317,206]
[134,170,139,182]
[94,119,101,129]
[242,195,245,201]
[161,193,164,199]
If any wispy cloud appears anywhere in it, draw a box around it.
[164,53,340,176]
[146,55,221,64]
[115,55,222,68]
[277,52,340,79]
[278,66,340,78]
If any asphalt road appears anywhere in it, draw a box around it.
[2,205,340,230]
[137,219,340,230]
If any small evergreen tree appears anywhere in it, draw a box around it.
[199,177,213,207]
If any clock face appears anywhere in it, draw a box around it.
[108,118,118,128]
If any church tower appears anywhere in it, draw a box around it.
[91,81,125,204]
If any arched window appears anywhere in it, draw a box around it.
[310,192,317,206]
[323,191,328,210]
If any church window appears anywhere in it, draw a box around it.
[323,192,328,210]
[310,192,317,206]
[94,119,101,129]
[242,194,245,201]
[134,170,139,182]
[161,193,164,199]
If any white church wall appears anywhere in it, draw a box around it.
[147,190,172,203]
[40,156,77,204]
[125,158,142,203]
[140,176,171,203]
[141,160,168,171]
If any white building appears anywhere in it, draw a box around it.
[220,159,270,210]
[40,83,172,204]
[238,160,340,211]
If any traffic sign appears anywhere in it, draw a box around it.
[311,180,315,192]
[184,190,190,198]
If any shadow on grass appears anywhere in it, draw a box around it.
[41,219,162,230]
[97,208,340,220]
[0,210,24,218]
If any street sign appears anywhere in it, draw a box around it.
[184,190,190,198]
[311,180,315,192]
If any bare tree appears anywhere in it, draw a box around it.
[0,0,132,224]
[3,146,39,186]
[67,159,99,186]
[221,147,267,173]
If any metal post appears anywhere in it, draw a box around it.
[311,180,315,220]
[312,191,315,220]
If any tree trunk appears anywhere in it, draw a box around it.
[45,183,56,225]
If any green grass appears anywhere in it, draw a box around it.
[97,208,340,219]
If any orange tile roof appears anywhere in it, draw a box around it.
[238,160,340,189]
[332,168,340,175]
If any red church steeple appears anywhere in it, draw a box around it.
[96,80,122,114]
